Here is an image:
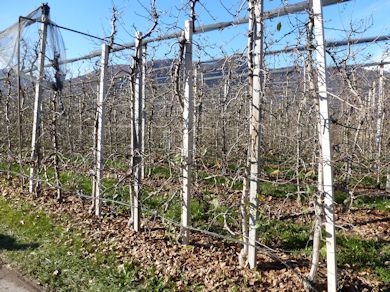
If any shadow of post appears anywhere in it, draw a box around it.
[0,234,39,251]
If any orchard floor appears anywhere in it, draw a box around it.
[0,176,388,291]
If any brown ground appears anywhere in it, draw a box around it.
[0,177,389,291]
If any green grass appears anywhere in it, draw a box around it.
[260,181,298,198]
[148,166,173,179]
[59,170,93,193]
[333,189,389,211]
[334,189,349,204]
[142,192,218,229]
[256,217,310,251]
[0,196,172,291]
[360,176,378,188]
[350,173,387,189]
[254,216,389,284]
[336,235,390,284]
[104,158,129,171]
[354,195,389,211]
[1,162,389,285]
[0,162,233,232]
[0,162,336,204]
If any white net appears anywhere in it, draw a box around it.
[0,7,41,70]
[0,4,66,91]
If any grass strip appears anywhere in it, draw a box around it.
[0,196,171,291]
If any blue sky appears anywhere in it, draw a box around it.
[1,0,388,73]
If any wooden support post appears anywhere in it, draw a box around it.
[181,20,194,244]
[132,32,143,232]
[95,43,109,216]
[312,0,337,290]
[29,4,49,194]
[248,0,264,269]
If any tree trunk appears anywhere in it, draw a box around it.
[50,91,62,200]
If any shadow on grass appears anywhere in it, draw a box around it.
[0,234,39,251]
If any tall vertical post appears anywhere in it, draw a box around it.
[375,65,384,187]
[17,17,24,185]
[386,153,390,192]
[29,4,50,194]
[386,67,390,192]
[181,20,194,244]
[195,70,204,151]
[312,0,337,290]
[248,0,264,269]
[95,43,109,216]
[193,63,198,158]
[90,84,99,213]
[141,44,146,180]
[132,32,143,231]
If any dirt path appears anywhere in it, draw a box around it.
[0,264,41,292]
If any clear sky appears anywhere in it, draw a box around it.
[1,0,389,73]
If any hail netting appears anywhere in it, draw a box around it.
[0,5,66,91]
[0,7,40,70]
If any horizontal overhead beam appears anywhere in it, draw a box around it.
[3,34,388,83]
[59,0,349,65]
[43,60,388,88]
[268,34,390,55]
[145,33,390,74]
[194,0,348,34]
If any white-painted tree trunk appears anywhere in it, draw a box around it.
[29,5,49,195]
[312,0,337,290]
[248,0,264,269]
[181,20,194,244]
[95,43,109,216]
[132,33,143,232]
